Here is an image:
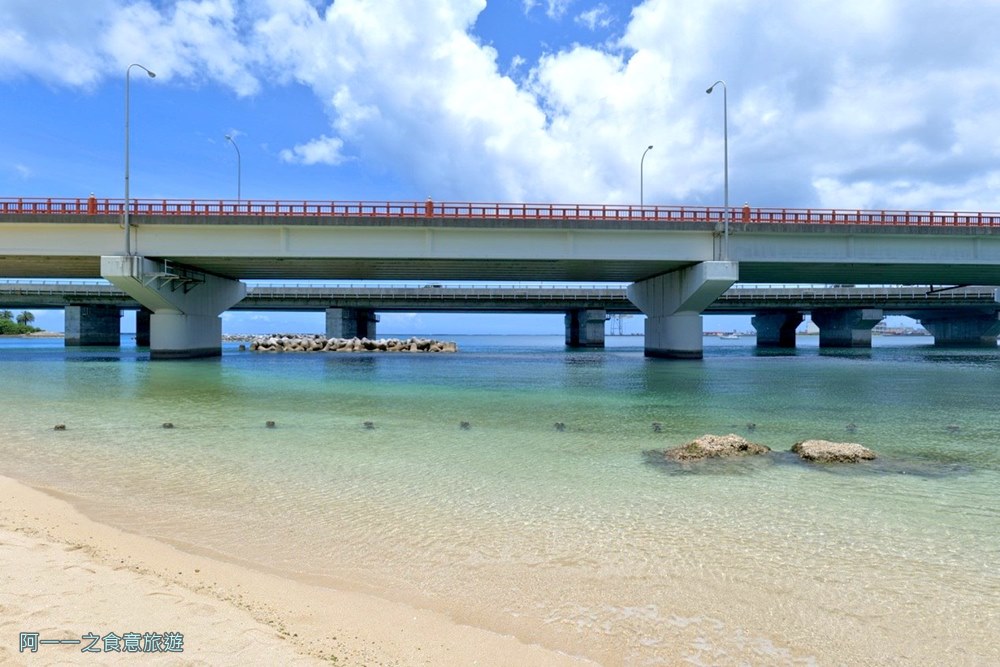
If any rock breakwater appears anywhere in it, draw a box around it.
[249,334,458,353]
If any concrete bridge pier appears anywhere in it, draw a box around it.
[812,308,884,348]
[751,310,803,348]
[135,307,151,347]
[627,261,739,359]
[919,312,1000,346]
[326,307,378,339]
[101,256,246,359]
[64,305,120,346]
[565,309,606,347]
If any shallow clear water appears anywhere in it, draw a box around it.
[2,335,998,665]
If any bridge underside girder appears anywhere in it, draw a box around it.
[5,255,1000,286]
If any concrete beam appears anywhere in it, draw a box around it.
[325,307,378,339]
[101,256,246,359]
[627,261,739,358]
[920,313,1000,347]
[64,305,120,346]
[565,309,606,348]
[812,308,884,348]
[752,311,803,348]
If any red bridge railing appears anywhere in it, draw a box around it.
[2,197,999,227]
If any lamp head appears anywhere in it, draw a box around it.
[648,145,654,150]
[705,86,714,94]
[147,70,156,78]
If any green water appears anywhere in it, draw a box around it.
[2,336,998,665]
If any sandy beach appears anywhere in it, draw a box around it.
[0,474,594,666]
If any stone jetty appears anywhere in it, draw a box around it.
[664,433,771,461]
[249,334,458,353]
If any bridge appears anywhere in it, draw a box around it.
[3,197,1000,358]
[2,281,997,349]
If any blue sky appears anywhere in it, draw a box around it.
[3,0,999,335]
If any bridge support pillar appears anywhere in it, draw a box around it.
[101,256,246,359]
[135,307,151,347]
[627,261,739,359]
[752,311,803,348]
[812,308,883,348]
[565,309,606,348]
[64,305,120,346]
[326,308,378,339]
[920,313,1000,347]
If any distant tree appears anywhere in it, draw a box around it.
[0,309,40,334]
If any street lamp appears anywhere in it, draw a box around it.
[640,145,653,209]
[125,63,156,256]
[706,80,729,260]
[225,134,242,202]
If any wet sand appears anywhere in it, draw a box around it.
[0,474,594,666]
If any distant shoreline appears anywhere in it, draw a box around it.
[0,331,63,338]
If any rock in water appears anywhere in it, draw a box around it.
[791,439,877,463]
[664,433,770,461]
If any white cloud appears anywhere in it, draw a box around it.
[0,0,118,87]
[575,4,613,30]
[279,135,346,165]
[522,0,574,20]
[0,0,259,94]
[14,164,32,179]
[102,0,260,95]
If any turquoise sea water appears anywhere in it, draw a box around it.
[2,335,998,665]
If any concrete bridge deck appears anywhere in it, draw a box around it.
[4,198,1000,285]
[2,281,998,314]
[4,197,1000,357]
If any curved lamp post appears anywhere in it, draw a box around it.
[706,80,729,260]
[125,63,156,256]
[640,145,653,209]
[225,134,242,202]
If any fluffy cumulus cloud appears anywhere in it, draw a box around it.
[0,0,258,93]
[2,0,999,210]
[279,134,346,165]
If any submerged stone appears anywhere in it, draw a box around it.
[792,439,876,463]
[664,433,770,461]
